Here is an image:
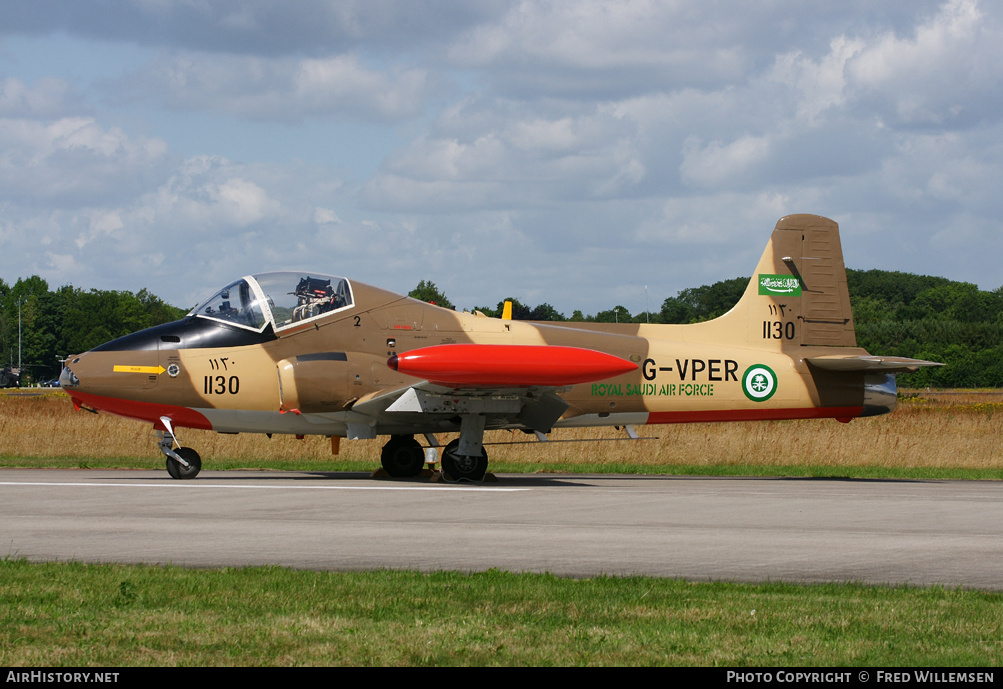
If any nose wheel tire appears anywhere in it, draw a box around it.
[441,439,488,482]
[165,447,202,480]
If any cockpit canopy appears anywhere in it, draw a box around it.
[189,272,353,333]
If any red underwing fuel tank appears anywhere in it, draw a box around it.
[388,343,639,388]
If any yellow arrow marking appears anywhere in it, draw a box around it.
[113,365,166,375]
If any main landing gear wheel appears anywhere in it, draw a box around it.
[441,439,488,482]
[380,435,426,478]
[165,447,202,480]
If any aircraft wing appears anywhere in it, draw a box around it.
[805,354,943,374]
[350,379,573,434]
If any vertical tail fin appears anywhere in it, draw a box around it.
[717,214,856,348]
[784,215,855,346]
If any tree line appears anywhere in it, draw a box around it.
[2,272,999,387]
[0,276,185,383]
[845,270,1003,388]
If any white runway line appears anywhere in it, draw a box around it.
[0,481,528,493]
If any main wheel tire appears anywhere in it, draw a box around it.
[441,439,488,482]
[380,436,426,477]
[165,447,202,480]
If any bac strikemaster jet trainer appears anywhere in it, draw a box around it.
[60,214,940,481]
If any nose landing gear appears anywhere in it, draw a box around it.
[157,416,202,480]
[164,446,202,480]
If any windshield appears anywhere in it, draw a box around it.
[189,272,353,332]
[189,278,268,330]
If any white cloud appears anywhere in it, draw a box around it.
[313,207,341,225]
[770,36,865,125]
[212,177,278,227]
[134,155,286,239]
[0,77,82,118]
[3,0,1003,316]
[0,1,507,55]
[73,209,124,250]
[850,0,982,85]
[363,100,648,211]
[448,0,750,93]
[680,135,773,189]
[846,0,1003,125]
[120,52,430,123]
[0,115,170,206]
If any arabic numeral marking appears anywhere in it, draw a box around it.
[203,375,240,395]
[762,321,796,340]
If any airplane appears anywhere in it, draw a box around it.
[59,214,940,482]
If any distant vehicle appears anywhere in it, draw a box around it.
[0,366,19,388]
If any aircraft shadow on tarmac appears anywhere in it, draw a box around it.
[91,470,942,487]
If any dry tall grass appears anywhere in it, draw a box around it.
[1,390,1000,470]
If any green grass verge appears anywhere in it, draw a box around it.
[2,559,1001,667]
[2,454,1001,481]
[487,461,1003,481]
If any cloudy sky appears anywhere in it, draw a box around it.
[2,0,1001,316]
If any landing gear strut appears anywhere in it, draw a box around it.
[441,439,488,482]
[157,416,202,480]
[440,413,489,482]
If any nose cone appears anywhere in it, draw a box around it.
[60,321,181,396]
[61,349,163,395]
[60,347,181,427]
[59,322,215,431]
[58,364,79,388]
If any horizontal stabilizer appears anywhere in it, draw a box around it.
[388,344,637,388]
[806,355,943,374]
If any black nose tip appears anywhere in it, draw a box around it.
[387,353,399,371]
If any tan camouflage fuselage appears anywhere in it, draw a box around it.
[62,215,928,464]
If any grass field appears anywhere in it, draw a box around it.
[2,389,1001,479]
[2,389,1001,666]
[2,561,1001,666]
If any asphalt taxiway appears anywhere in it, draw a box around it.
[1,469,1001,589]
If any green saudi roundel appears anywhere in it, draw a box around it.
[742,364,777,402]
